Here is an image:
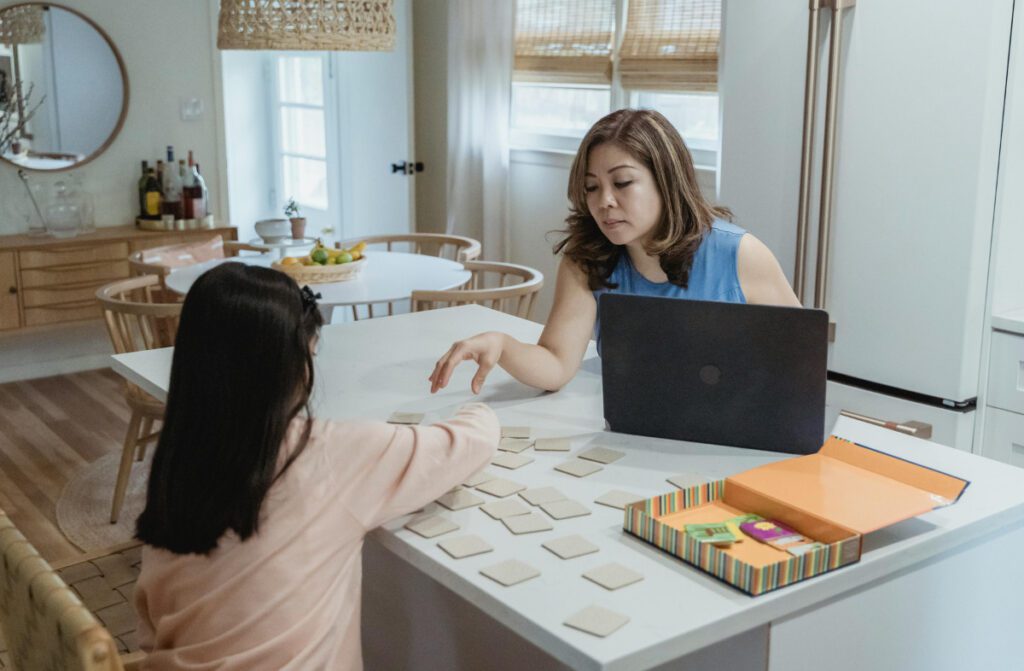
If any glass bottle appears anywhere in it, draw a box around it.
[45,181,81,239]
[68,172,95,234]
[161,146,183,220]
[137,160,150,219]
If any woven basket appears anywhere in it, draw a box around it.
[217,0,395,51]
[272,256,367,283]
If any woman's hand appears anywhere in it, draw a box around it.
[429,332,506,394]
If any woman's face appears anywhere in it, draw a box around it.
[584,142,663,248]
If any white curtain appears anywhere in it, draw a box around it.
[446,0,514,261]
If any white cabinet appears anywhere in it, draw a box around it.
[826,380,975,453]
[988,330,1024,415]
[980,407,1024,469]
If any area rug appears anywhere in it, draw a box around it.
[56,451,151,552]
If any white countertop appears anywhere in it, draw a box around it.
[111,305,1024,670]
[992,307,1024,335]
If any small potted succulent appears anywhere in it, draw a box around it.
[284,198,306,240]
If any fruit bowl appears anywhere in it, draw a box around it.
[272,256,367,283]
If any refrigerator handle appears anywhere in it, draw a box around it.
[813,0,856,312]
[794,0,825,303]
[839,410,934,440]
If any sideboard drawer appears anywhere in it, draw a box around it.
[23,301,101,327]
[20,261,129,289]
[19,241,129,269]
[988,330,1024,415]
[22,281,109,308]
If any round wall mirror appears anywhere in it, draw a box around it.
[0,3,128,171]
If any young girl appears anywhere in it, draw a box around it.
[134,262,498,669]
[429,109,800,394]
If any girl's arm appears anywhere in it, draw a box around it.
[429,257,596,393]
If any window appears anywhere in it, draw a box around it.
[511,83,610,136]
[511,0,721,160]
[275,55,328,211]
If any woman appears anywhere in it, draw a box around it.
[134,262,498,669]
[429,109,799,394]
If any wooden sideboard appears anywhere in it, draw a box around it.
[0,226,237,332]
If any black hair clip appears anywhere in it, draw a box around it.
[299,285,322,310]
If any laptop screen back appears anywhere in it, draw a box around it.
[599,294,828,455]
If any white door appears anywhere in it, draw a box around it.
[720,0,1013,403]
[269,0,414,245]
[332,0,415,242]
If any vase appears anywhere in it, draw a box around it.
[290,217,307,240]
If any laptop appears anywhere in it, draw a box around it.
[599,294,828,455]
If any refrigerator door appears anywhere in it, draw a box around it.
[721,0,1013,403]
[826,380,975,453]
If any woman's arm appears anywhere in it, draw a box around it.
[737,234,802,307]
[429,257,596,393]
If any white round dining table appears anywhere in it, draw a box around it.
[164,251,472,308]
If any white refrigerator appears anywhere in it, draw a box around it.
[719,0,1015,451]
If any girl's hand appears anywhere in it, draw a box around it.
[429,332,505,394]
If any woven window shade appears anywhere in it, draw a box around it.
[0,5,46,46]
[514,0,615,84]
[217,0,395,52]
[619,0,720,92]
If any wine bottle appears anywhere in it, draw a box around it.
[143,168,162,219]
[193,162,209,220]
[161,146,183,220]
[179,159,194,219]
[137,160,149,219]
[184,151,206,219]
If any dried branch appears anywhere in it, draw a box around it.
[0,80,45,155]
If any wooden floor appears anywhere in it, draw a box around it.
[0,368,128,563]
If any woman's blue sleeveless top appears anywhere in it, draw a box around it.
[593,220,747,351]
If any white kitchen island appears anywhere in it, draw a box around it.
[112,306,1024,671]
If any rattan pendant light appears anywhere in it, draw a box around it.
[217,0,395,51]
[0,5,46,46]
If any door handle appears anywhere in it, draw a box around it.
[839,409,933,439]
[390,161,424,175]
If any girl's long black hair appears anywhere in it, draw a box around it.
[136,262,323,555]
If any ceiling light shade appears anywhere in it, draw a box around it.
[0,5,46,46]
[217,0,395,51]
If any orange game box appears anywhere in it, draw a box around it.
[623,435,969,596]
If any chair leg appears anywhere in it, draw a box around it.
[112,411,143,524]
[135,417,154,461]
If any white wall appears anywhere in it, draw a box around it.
[220,50,275,246]
[0,0,226,383]
[0,0,225,234]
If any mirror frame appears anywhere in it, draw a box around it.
[0,1,130,172]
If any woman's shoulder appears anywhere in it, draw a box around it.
[708,219,747,239]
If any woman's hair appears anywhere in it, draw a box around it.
[136,262,323,555]
[555,108,732,290]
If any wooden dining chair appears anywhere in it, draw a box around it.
[334,233,481,321]
[128,236,266,299]
[335,232,481,263]
[0,511,145,670]
[96,275,182,524]
[411,261,544,320]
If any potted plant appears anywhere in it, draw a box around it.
[284,198,306,240]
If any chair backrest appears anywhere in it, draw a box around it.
[96,275,183,355]
[411,260,544,320]
[0,512,126,671]
[128,236,228,279]
[336,233,481,263]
